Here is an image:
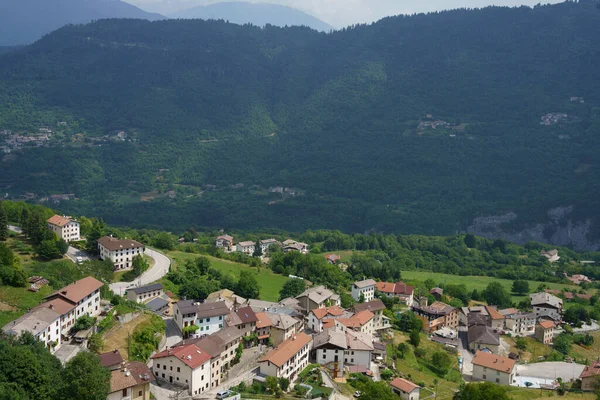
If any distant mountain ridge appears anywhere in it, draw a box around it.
[170,2,333,31]
[0,0,165,46]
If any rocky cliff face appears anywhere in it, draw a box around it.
[467,206,600,251]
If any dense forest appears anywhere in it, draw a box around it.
[0,2,599,243]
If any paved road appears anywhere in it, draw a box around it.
[161,318,182,351]
[65,246,93,263]
[457,327,474,377]
[109,248,171,295]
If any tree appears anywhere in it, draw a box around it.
[511,280,530,295]
[470,289,482,302]
[61,352,110,400]
[515,337,527,351]
[359,292,366,303]
[380,369,394,380]
[409,330,421,348]
[236,270,260,299]
[88,333,104,353]
[37,239,61,260]
[553,334,571,355]
[0,202,8,241]
[278,278,306,300]
[453,382,509,400]
[152,232,174,250]
[355,381,396,400]
[86,218,105,252]
[397,343,409,358]
[431,351,452,374]
[253,241,263,257]
[71,315,95,333]
[464,233,477,248]
[482,282,512,308]
[265,376,279,393]
[278,377,290,391]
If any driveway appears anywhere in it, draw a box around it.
[161,318,182,350]
[65,246,93,263]
[109,248,171,295]
[514,362,586,385]
[457,327,474,377]
[54,343,84,365]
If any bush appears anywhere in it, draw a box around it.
[380,369,394,380]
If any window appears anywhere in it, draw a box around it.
[496,378,500,383]
[122,389,127,396]
[219,316,223,320]
[482,375,486,379]
[138,390,143,396]
[177,367,180,372]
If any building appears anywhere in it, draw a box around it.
[353,299,391,333]
[313,328,374,378]
[500,309,535,336]
[334,310,375,337]
[47,215,80,242]
[282,240,309,254]
[430,288,443,301]
[535,320,555,344]
[266,312,303,346]
[207,289,247,308]
[324,254,341,264]
[41,276,103,334]
[351,279,376,302]
[98,236,145,270]
[390,378,420,400]
[296,286,341,311]
[468,324,500,354]
[485,306,505,330]
[100,350,124,370]
[127,283,164,303]
[259,238,279,253]
[256,312,273,344]
[151,344,212,396]
[216,235,234,250]
[308,306,345,333]
[411,301,458,333]
[107,360,155,400]
[459,306,490,327]
[579,361,600,391]
[375,281,414,305]
[259,332,312,380]
[236,241,255,255]
[174,300,230,335]
[2,307,62,352]
[540,249,560,263]
[226,306,258,337]
[471,351,516,385]
[566,274,592,285]
[530,292,563,321]
[146,297,170,315]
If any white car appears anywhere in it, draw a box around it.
[76,256,83,264]
[354,391,361,398]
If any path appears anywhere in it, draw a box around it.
[65,245,93,263]
[109,248,171,295]
[457,326,474,378]
[321,370,351,400]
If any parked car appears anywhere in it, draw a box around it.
[76,256,83,264]
[354,391,361,398]
[217,390,232,399]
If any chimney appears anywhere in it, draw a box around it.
[49,304,54,310]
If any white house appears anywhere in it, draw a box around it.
[47,215,80,242]
[259,238,279,253]
[174,300,230,335]
[530,292,563,322]
[98,236,145,270]
[127,283,164,303]
[351,279,376,302]
[236,241,255,255]
[308,306,345,333]
[215,235,233,250]
[259,332,312,380]
[471,351,516,386]
[2,307,62,352]
[296,286,341,311]
[375,281,414,306]
[500,308,536,336]
[313,328,373,378]
[151,343,213,396]
[333,310,376,338]
[391,378,421,400]
[353,300,391,332]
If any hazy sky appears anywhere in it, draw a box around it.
[125,0,562,27]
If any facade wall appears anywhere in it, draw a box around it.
[505,317,535,336]
[197,314,226,335]
[127,289,163,303]
[99,245,145,270]
[582,377,597,391]
[108,383,151,400]
[152,356,211,396]
[351,285,375,302]
[271,326,295,347]
[533,306,561,321]
[344,349,371,368]
[308,314,322,333]
[36,316,62,352]
[48,221,80,242]
[74,289,101,319]
[259,362,280,378]
[469,342,500,354]
[392,388,420,400]
[472,364,513,385]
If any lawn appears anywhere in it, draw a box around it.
[505,331,600,364]
[401,271,580,303]
[101,312,153,360]
[167,251,288,301]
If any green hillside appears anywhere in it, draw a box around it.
[0,2,599,240]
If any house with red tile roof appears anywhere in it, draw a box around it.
[151,343,212,396]
[47,215,80,242]
[375,281,414,305]
[535,320,555,344]
[580,361,600,391]
[107,360,155,400]
[308,305,345,332]
[391,377,421,400]
[472,351,516,386]
[259,332,312,380]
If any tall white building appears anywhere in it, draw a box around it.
[174,300,230,335]
[98,236,145,270]
[47,215,80,242]
[2,307,62,352]
[351,279,376,302]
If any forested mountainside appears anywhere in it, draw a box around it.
[170,2,333,31]
[0,0,164,46]
[0,2,599,246]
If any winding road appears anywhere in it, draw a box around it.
[109,247,171,295]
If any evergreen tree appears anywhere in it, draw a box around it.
[253,241,263,257]
[0,202,8,241]
[61,352,110,400]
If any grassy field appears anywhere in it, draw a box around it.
[167,251,288,301]
[102,313,152,360]
[401,271,580,303]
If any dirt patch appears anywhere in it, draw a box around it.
[102,313,152,360]
[0,301,18,311]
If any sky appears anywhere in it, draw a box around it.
[125,0,562,27]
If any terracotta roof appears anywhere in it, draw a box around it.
[259,332,312,368]
[391,378,420,394]
[472,351,516,373]
[353,299,385,314]
[351,310,375,325]
[376,281,396,293]
[538,320,555,329]
[33,297,75,315]
[430,287,443,295]
[580,361,600,379]
[311,305,344,320]
[485,306,505,320]
[110,361,155,393]
[376,281,414,296]
[46,276,104,304]
[217,235,233,241]
[97,236,144,251]
[152,344,211,369]
[236,306,258,324]
[322,319,336,329]
[255,312,273,329]
[499,308,519,316]
[99,350,124,368]
[47,215,73,227]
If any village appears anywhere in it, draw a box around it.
[2,218,600,400]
